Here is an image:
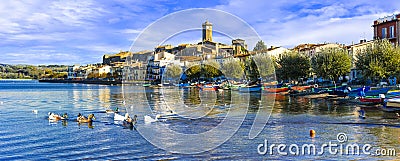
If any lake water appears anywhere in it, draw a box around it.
[0,80,398,160]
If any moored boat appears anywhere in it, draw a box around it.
[327,85,349,97]
[201,84,218,91]
[347,86,371,97]
[231,84,246,91]
[263,87,289,93]
[382,97,400,111]
[238,84,261,92]
[363,87,391,96]
[290,85,312,91]
[386,90,400,98]
[359,97,384,104]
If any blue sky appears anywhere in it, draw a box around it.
[1,0,399,65]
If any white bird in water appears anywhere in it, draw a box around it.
[114,113,126,121]
[32,110,38,114]
[0,101,3,105]
[144,114,161,124]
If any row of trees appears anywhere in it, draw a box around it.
[164,39,400,84]
[0,64,68,79]
[355,39,400,81]
[268,39,400,84]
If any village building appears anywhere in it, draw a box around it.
[373,14,400,46]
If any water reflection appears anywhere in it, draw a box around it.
[78,122,94,129]
[1,82,399,159]
[99,86,111,108]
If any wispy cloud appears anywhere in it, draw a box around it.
[0,0,399,64]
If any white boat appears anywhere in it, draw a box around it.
[382,97,400,111]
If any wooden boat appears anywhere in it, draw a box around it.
[384,97,400,107]
[327,86,349,96]
[386,90,400,98]
[231,84,246,91]
[290,85,312,91]
[201,84,217,91]
[381,97,400,111]
[364,87,390,96]
[239,84,261,92]
[263,87,289,93]
[359,97,383,103]
[348,86,371,97]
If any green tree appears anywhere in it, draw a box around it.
[185,62,201,80]
[355,39,400,80]
[312,47,351,81]
[244,56,260,81]
[222,58,244,80]
[252,53,275,80]
[203,59,222,78]
[276,51,310,82]
[253,40,267,51]
[44,68,53,75]
[164,64,182,80]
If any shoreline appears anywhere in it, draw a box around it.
[38,79,122,85]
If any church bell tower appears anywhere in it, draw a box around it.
[202,20,212,42]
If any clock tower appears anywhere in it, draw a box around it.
[202,20,212,42]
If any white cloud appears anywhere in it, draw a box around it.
[120,29,143,34]
[214,0,400,48]
[1,0,400,64]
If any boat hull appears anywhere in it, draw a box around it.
[239,86,261,92]
[264,87,289,93]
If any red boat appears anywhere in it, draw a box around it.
[359,97,383,103]
[264,87,289,93]
[201,84,218,91]
[290,85,312,91]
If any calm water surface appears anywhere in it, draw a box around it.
[0,80,399,160]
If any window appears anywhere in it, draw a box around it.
[382,28,387,39]
[390,26,395,38]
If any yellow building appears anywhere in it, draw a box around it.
[293,43,345,57]
[202,20,212,42]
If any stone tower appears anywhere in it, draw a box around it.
[202,20,212,42]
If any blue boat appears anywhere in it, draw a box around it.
[238,84,261,92]
[327,85,348,96]
[347,86,371,97]
[386,90,400,98]
[364,87,390,96]
[177,83,190,88]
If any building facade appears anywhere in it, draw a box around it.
[347,39,374,81]
[267,46,290,58]
[373,14,400,46]
[292,43,345,57]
